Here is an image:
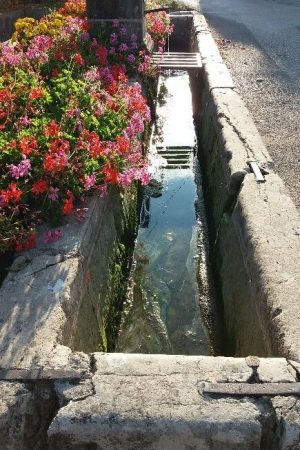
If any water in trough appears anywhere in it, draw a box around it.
[115,71,216,355]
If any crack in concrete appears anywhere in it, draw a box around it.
[217,111,255,159]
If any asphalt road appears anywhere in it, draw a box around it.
[198,0,300,209]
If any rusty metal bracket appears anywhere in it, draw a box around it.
[201,382,300,397]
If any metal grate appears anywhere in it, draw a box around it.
[151,52,202,69]
[156,145,194,169]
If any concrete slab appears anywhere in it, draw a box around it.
[47,354,266,450]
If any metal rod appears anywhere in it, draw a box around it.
[202,382,300,396]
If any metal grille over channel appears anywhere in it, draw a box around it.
[151,52,202,69]
[156,145,194,169]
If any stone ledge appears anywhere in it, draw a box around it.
[46,354,298,450]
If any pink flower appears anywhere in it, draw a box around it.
[0,43,23,66]
[96,184,108,197]
[84,174,97,190]
[43,228,64,244]
[65,108,81,118]
[95,105,105,117]
[48,187,60,201]
[125,112,144,138]
[8,156,31,179]
[109,33,118,45]
[138,167,151,186]
[83,67,101,82]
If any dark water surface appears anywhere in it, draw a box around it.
[115,71,214,355]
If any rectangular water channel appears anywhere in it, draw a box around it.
[115,71,219,355]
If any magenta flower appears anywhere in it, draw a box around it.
[8,157,31,179]
[0,43,23,66]
[81,32,90,41]
[119,43,129,52]
[43,228,64,244]
[84,174,97,190]
[48,187,60,202]
[109,33,118,45]
[127,54,136,63]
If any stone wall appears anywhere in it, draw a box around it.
[0,6,49,41]
[87,0,145,43]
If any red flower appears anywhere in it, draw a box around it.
[116,136,130,153]
[43,152,68,174]
[0,88,11,103]
[49,138,70,154]
[62,191,74,215]
[51,68,60,78]
[77,130,105,158]
[0,183,23,205]
[0,109,7,129]
[54,51,65,61]
[106,80,118,96]
[29,88,44,101]
[44,120,60,138]
[15,232,37,252]
[97,45,107,65]
[31,179,49,195]
[103,165,119,184]
[19,136,38,156]
[111,64,125,81]
[74,53,85,66]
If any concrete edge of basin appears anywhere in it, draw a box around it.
[46,354,300,449]
[2,353,300,449]
[191,10,300,362]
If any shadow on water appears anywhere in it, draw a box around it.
[115,71,223,355]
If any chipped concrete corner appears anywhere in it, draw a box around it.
[190,10,300,361]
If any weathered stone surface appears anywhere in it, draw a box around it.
[48,354,264,450]
[0,7,48,42]
[272,396,300,449]
[87,0,144,19]
[0,382,33,450]
[95,353,253,381]
[87,0,145,42]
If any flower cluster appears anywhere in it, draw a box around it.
[145,0,175,51]
[0,0,173,253]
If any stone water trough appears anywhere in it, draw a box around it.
[1,8,300,450]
